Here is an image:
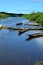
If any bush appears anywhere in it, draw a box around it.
[22,12,43,25]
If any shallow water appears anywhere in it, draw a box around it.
[0,17,43,65]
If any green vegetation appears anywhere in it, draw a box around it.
[0,12,24,19]
[0,13,10,19]
[0,12,43,25]
[22,12,43,25]
[35,61,43,65]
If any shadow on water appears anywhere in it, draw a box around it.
[18,30,28,35]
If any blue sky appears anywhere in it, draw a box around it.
[0,0,43,13]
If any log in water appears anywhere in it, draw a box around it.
[24,23,41,26]
[26,33,43,41]
[18,28,43,35]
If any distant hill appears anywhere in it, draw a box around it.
[0,12,24,19]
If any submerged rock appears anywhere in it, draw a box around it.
[16,22,23,25]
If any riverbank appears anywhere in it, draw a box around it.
[0,12,43,26]
[21,12,43,25]
[0,12,23,19]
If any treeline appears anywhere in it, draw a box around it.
[0,12,24,19]
[22,12,43,25]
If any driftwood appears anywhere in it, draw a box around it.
[16,22,42,26]
[19,28,29,35]
[26,33,43,41]
[0,25,43,36]
[0,25,43,41]
[18,27,43,35]
[24,23,38,26]
[0,25,43,30]
[0,25,28,30]
[24,23,42,26]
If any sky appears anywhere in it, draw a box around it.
[0,0,43,13]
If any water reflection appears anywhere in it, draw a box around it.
[0,17,43,65]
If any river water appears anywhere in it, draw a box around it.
[0,17,43,65]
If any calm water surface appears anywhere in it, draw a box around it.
[0,17,43,65]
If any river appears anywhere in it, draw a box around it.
[0,17,43,65]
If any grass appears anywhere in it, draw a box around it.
[0,12,24,19]
[0,13,10,19]
[0,12,43,25]
[22,12,43,25]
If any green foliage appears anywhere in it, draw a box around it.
[0,12,43,25]
[0,13,10,19]
[35,61,43,65]
[0,12,24,19]
[22,12,43,25]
